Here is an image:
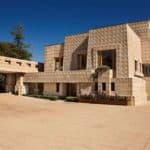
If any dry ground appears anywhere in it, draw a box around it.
[0,93,150,150]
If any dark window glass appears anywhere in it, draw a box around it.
[135,60,138,71]
[102,82,106,91]
[143,64,150,76]
[111,82,115,91]
[56,83,60,92]
[78,54,87,69]
[95,82,98,92]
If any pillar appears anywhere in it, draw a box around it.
[15,73,26,95]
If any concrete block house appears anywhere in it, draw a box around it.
[0,20,150,105]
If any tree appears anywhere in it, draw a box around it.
[11,24,25,49]
[0,42,32,60]
[0,24,32,60]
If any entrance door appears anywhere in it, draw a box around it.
[66,83,77,96]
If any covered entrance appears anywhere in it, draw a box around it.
[66,83,77,96]
[0,73,17,93]
[0,74,6,92]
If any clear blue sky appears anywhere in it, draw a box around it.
[0,0,149,62]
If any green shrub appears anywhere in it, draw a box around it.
[59,96,66,100]
[23,94,59,101]
[65,96,78,102]
[48,96,59,101]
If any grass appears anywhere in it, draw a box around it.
[65,96,78,102]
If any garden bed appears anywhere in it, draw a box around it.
[23,94,134,105]
[79,95,135,106]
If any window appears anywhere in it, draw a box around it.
[56,83,60,92]
[97,50,116,77]
[143,64,150,76]
[5,60,11,64]
[27,63,31,67]
[16,62,22,66]
[55,58,63,71]
[78,54,87,69]
[102,82,106,91]
[101,50,116,69]
[111,82,115,91]
[135,60,138,71]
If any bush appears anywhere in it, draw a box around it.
[48,96,59,101]
[59,96,66,100]
[65,96,78,102]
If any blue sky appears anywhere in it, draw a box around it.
[0,0,149,62]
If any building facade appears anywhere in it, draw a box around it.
[0,20,150,105]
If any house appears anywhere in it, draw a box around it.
[0,20,150,105]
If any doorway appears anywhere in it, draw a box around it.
[0,74,6,92]
[66,83,77,96]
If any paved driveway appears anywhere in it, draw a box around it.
[0,93,150,150]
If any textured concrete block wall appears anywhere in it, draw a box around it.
[79,83,92,96]
[127,25,142,77]
[132,77,147,105]
[24,20,150,105]
[44,44,64,72]
[0,56,38,73]
[115,78,132,96]
[44,83,66,96]
[87,24,128,78]
[129,21,150,63]
[63,33,88,71]
[5,74,16,93]
[144,77,150,100]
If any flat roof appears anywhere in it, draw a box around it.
[45,19,149,46]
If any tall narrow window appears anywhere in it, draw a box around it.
[111,82,115,91]
[135,60,138,71]
[102,82,106,91]
[78,54,86,69]
[56,83,60,92]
